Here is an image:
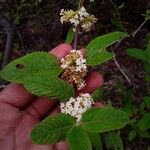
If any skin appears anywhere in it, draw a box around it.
[0,44,103,150]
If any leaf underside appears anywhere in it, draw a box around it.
[0,52,74,100]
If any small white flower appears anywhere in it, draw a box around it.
[60,93,94,123]
[78,81,86,90]
[60,7,97,32]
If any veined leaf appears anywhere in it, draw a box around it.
[129,130,137,141]
[104,131,124,150]
[138,113,150,131]
[126,48,148,61]
[30,113,75,144]
[86,49,113,66]
[67,126,92,150]
[0,52,61,83]
[144,96,150,108]
[24,73,74,101]
[82,107,129,133]
[65,27,75,44]
[88,132,102,150]
[86,31,127,57]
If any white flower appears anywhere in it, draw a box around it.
[60,93,94,123]
[60,7,97,32]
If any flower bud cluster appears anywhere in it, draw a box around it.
[61,49,87,90]
[60,7,97,32]
[60,93,94,123]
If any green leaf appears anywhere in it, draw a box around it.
[24,73,74,101]
[140,130,150,138]
[144,62,150,73]
[30,113,75,144]
[67,126,92,150]
[144,96,150,108]
[86,31,127,57]
[126,48,148,61]
[138,113,150,131]
[88,132,102,150]
[86,49,114,66]
[65,27,75,44]
[104,132,124,150]
[91,88,103,101]
[0,52,61,83]
[82,107,129,133]
[145,75,150,81]
[129,130,137,141]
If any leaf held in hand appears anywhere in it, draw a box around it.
[0,52,61,83]
[24,73,74,101]
[30,113,75,144]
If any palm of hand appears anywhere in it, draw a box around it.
[0,44,103,150]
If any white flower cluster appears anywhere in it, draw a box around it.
[61,50,87,72]
[61,49,87,90]
[60,93,94,123]
[60,7,97,32]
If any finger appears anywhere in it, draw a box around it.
[49,105,60,116]
[76,71,103,95]
[0,83,33,108]
[25,43,72,117]
[50,43,72,59]
[94,102,104,108]
[25,97,55,120]
[54,141,68,150]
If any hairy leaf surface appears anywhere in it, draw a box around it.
[30,114,75,144]
[0,52,61,83]
[86,49,113,66]
[24,73,74,101]
[82,107,129,133]
[86,32,127,57]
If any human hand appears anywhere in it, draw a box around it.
[0,43,103,150]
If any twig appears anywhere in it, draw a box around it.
[113,55,132,85]
[73,0,85,49]
[78,0,85,8]
[17,30,25,50]
[73,30,78,49]
[132,20,147,37]
[0,11,16,68]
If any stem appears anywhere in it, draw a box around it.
[73,0,85,49]
[113,55,132,85]
[0,11,16,68]
[78,0,85,8]
[132,20,147,37]
[73,29,78,49]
